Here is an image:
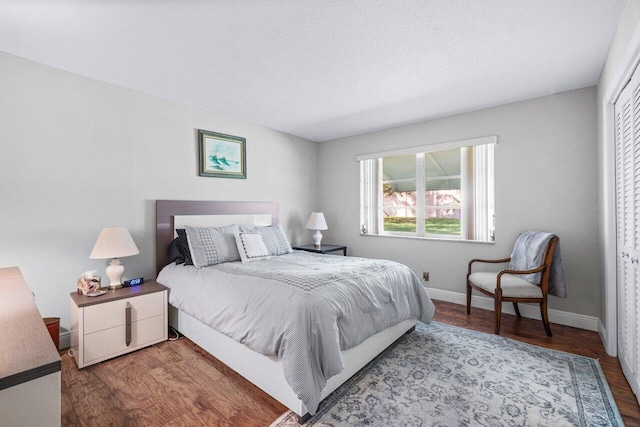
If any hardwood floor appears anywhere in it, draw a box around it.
[60,336,286,426]
[61,300,640,426]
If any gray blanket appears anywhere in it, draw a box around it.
[509,230,566,298]
[157,251,435,414]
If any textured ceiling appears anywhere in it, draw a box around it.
[0,1,626,142]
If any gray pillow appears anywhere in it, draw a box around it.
[185,224,240,268]
[240,223,293,256]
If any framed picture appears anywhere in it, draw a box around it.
[198,129,246,179]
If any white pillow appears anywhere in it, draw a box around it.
[234,232,271,263]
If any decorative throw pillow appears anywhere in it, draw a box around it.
[234,232,271,263]
[240,223,293,256]
[185,225,240,268]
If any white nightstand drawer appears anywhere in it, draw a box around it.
[83,292,164,334]
[83,314,165,364]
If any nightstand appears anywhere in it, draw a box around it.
[69,281,168,369]
[293,244,347,256]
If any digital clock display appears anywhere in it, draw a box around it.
[123,277,143,287]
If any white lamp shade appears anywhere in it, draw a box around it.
[306,212,328,230]
[89,227,140,259]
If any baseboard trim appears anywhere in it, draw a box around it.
[598,319,615,356]
[427,287,599,332]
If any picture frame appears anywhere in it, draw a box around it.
[198,129,246,179]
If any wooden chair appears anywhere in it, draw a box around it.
[466,236,559,336]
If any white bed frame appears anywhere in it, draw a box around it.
[155,200,416,420]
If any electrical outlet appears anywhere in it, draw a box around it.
[423,271,429,281]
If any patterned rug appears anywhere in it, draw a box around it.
[271,322,623,427]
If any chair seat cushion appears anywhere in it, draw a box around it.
[468,272,543,298]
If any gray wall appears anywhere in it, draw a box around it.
[318,87,599,317]
[0,52,318,335]
[0,44,610,335]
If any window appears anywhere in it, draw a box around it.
[359,136,495,242]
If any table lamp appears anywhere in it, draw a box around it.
[89,227,140,290]
[306,212,328,248]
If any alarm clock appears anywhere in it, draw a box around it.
[123,277,144,287]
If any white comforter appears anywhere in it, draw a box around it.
[157,251,435,414]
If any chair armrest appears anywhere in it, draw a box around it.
[496,265,546,289]
[498,265,545,276]
[467,257,511,275]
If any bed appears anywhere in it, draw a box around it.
[155,200,435,421]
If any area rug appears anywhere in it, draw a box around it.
[271,322,623,427]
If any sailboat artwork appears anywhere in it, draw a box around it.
[198,129,246,179]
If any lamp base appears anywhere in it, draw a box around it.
[312,230,323,248]
[106,258,125,290]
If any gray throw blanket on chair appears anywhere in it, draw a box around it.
[509,230,566,298]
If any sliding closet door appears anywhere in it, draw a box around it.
[614,67,640,402]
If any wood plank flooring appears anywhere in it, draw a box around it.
[60,300,640,426]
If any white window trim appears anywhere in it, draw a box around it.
[359,135,497,242]
[416,153,426,237]
[356,136,497,162]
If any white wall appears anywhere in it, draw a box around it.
[319,87,599,317]
[0,52,318,338]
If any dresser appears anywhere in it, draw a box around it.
[0,266,61,427]
[70,281,168,369]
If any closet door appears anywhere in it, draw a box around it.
[615,67,640,402]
